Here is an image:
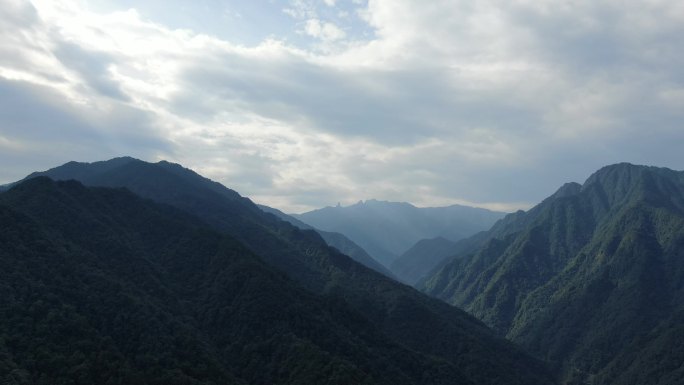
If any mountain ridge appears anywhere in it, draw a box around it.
[0,176,486,384]
[18,157,555,385]
[422,163,684,384]
[391,236,458,285]
[293,199,505,268]
[257,204,395,278]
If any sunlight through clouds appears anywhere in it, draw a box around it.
[1,0,684,212]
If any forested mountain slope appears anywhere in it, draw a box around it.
[257,204,394,278]
[423,163,684,385]
[20,158,555,385]
[1,177,482,384]
[391,237,458,285]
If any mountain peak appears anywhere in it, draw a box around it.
[551,182,582,199]
[422,162,684,384]
[7,175,55,193]
[361,199,416,208]
[580,163,684,209]
[5,158,556,385]
[583,162,644,186]
[580,162,682,190]
[72,156,141,167]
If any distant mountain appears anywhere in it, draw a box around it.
[0,177,484,384]
[391,237,458,285]
[19,158,555,385]
[293,199,505,267]
[257,204,394,278]
[422,163,684,385]
[392,233,495,287]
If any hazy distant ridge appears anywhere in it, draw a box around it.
[294,199,504,267]
[258,204,395,278]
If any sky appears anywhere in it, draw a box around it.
[1,0,684,213]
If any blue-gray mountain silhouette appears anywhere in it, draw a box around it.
[294,199,504,268]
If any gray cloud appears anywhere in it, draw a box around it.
[0,0,38,32]
[173,53,541,145]
[2,0,684,213]
[53,42,129,100]
[0,78,172,183]
[0,79,105,143]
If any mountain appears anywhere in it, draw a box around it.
[19,157,555,385]
[392,232,494,287]
[293,199,505,267]
[0,177,484,384]
[422,163,684,385]
[257,204,394,278]
[391,237,458,285]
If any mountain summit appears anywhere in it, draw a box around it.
[294,199,504,267]
[1,177,471,384]
[15,157,555,385]
[422,163,684,385]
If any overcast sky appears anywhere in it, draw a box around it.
[1,0,683,212]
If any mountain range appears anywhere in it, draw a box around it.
[1,177,462,384]
[1,157,554,384]
[257,204,394,278]
[422,163,684,385]
[7,157,684,385]
[293,200,504,268]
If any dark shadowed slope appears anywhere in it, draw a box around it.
[391,237,458,285]
[423,163,684,385]
[21,157,555,385]
[0,177,480,385]
[293,200,504,267]
[257,204,394,278]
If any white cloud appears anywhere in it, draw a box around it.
[1,0,684,213]
[283,0,318,19]
[304,18,346,41]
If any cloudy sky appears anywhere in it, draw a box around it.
[1,0,683,212]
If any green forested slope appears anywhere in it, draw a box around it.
[257,204,394,278]
[423,163,684,384]
[18,158,555,385]
[391,237,458,285]
[0,177,478,384]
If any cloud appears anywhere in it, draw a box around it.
[53,42,129,100]
[0,77,171,183]
[304,19,346,41]
[1,0,684,213]
[283,0,318,19]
